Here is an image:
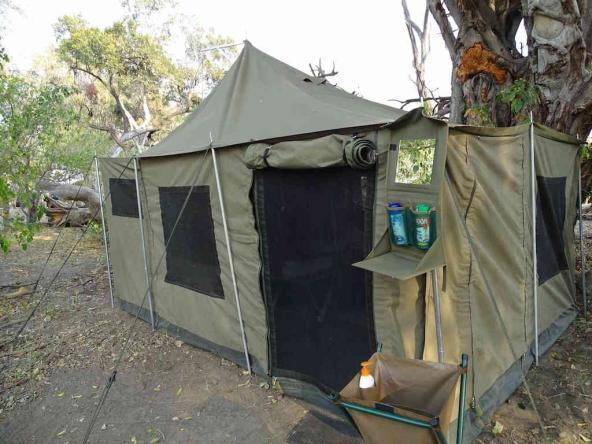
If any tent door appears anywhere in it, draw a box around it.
[253,167,376,391]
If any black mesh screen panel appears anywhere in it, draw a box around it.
[255,167,376,392]
[109,178,138,218]
[159,186,224,298]
[536,176,568,285]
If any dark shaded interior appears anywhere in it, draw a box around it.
[536,176,568,284]
[159,186,224,298]
[109,178,139,218]
[254,167,376,391]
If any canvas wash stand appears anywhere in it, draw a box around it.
[334,352,468,444]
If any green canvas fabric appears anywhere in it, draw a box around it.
[530,130,579,334]
[98,158,148,309]
[355,110,447,280]
[141,42,404,158]
[138,149,269,373]
[100,101,581,442]
[370,127,427,360]
[366,115,579,440]
[244,134,347,170]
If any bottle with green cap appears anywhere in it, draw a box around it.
[415,203,431,249]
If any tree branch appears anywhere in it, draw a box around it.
[428,0,457,60]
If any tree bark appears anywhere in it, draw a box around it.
[429,0,592,133]
[38,180,101,227]
[429,0,592,194]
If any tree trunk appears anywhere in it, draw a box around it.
[38,180,101,227]
[429,0,592,192]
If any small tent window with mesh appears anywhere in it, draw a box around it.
[109,178,139,218]
[158,186,224,299]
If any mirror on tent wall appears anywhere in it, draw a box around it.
[394,138,436,185]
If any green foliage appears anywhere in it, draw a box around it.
[54,12,236,151]
[0,73,109,253]
[464,104,492,126]
[0,43,7,72]
[395,139,436,185]
[56,16,176,90]
[582,144,590,162]
[497,79,539,123]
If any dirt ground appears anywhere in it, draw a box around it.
[0,225,590,443]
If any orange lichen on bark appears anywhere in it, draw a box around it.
[457,43,507,84]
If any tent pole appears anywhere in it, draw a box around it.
[94,157,114,308]
[530,114,539,366]
[431,268,444,363]
[211,147,252,374]
[579,161,587,320]
[133,157,156,331]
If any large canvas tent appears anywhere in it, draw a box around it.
[97,41,582,441]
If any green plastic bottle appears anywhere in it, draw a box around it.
[415,204,431,249]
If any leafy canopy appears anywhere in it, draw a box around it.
[0,73,110,253]
[55,14,235,151]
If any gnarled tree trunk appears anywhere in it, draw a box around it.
[428,0,592,193]
[38,181,101,227]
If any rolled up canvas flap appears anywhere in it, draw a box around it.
[245,135,347,169]
[343,137,377,169]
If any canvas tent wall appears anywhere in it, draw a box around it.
[97,42,582,442]
[98,41,405,378]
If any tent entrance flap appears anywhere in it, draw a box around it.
[254,167,376,391]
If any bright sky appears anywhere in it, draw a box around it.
[3,0,452,106]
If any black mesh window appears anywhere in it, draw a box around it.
[159,186,224,298]
[536,176,568,285]
[109,178,138,218]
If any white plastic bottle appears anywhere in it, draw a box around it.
[359,361,378,400]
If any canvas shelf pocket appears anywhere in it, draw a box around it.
[353,109,448,281]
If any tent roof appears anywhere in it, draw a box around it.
[142,41,405,158]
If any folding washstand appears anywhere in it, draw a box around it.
[333,351,468,444]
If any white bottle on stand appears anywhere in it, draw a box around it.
[359,361,378,400]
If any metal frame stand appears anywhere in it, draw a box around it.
[94,157,114,308]
[211,147,252,374]
[530,115,539,365]
[432,268,445,363]
[133,157,156,331]
[579,162,587,320]
[335,353,469,444]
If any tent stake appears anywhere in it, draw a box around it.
[94,157,114,308]
[133,157,156,331]
[579,161,587,320]
[432,268,444,363]
[530,114,539,365]
[211,147,252,374]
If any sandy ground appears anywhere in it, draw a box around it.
[0,225,591,443]
[0,228,359,443]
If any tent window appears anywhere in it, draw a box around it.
[109,178,139,218]
[159,186,224,299]
[536,176,568,284]
[394,138,436,185]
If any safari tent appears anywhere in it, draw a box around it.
[97,41,583,441]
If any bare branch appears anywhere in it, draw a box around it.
[309,59,338,79]
[402,0,431,100]
[428,0,457,60]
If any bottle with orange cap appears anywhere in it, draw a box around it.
[358,361,378,400]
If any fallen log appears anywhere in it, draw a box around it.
[38,180,101,227]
